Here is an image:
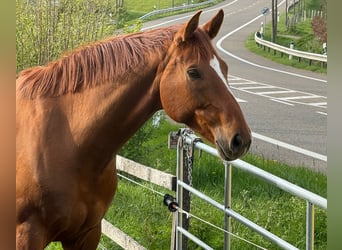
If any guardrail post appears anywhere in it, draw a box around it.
[289,41,294,60]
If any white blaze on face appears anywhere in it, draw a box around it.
[210,55,234,96]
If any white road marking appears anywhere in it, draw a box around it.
[229,75,327,109]
[239,86,275,90]
[257,90,296,95]
[308,102,327,107]
[270,99,294,106]
[252,132,327,162]
[229,82,260,86]
[236,98,247,103]
[316,111,327,116]
[281,95,320,100]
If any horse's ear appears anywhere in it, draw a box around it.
[174,10,202,45]
[202,9,224,39]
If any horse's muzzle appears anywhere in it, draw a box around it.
[216,133,251,161]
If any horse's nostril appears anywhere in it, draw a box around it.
[231,133,243,153]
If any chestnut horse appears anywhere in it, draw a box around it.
[16,10,251,249]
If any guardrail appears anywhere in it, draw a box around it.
[139,0,215,20]
[254,32,327,65]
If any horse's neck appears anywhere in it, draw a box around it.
[66,66,162,165]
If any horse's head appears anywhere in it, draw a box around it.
[159,10,251,161]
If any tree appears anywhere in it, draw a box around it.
[115,0,124,15]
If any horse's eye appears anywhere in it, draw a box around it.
[187,68,201,79]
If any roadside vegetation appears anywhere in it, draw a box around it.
[15,1,326,249]
[245,0,327,73]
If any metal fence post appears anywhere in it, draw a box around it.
[306,201,314,250]
[224,162,232,250]
[168,131,179,250]
[174,129,202,250]
[176,134,184,250]
[176,129,192,250]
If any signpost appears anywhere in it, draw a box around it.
[261,7,269,38]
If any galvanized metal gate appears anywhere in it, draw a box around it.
[169,128,327,250]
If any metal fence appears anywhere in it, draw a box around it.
[102,128,326,250]
[172,128,327,250]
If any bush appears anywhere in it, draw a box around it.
[311,16,327,44]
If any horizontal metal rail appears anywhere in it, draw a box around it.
[184,135,327,210]
[178,180,299,250]
[177,227,214,250]
[254,32,327,63]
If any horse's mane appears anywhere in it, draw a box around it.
[16,25,213,99]
[17,26,179,98]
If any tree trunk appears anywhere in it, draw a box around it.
[271,0,277,43]
[286,0,288,27]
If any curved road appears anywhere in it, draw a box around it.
[142,0,327,172]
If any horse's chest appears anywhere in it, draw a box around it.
[74,163,117,219]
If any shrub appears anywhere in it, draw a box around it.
[311,16,327,44]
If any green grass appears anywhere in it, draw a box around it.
[46,114,326,250]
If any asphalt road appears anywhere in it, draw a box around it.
[142,0,327,172]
